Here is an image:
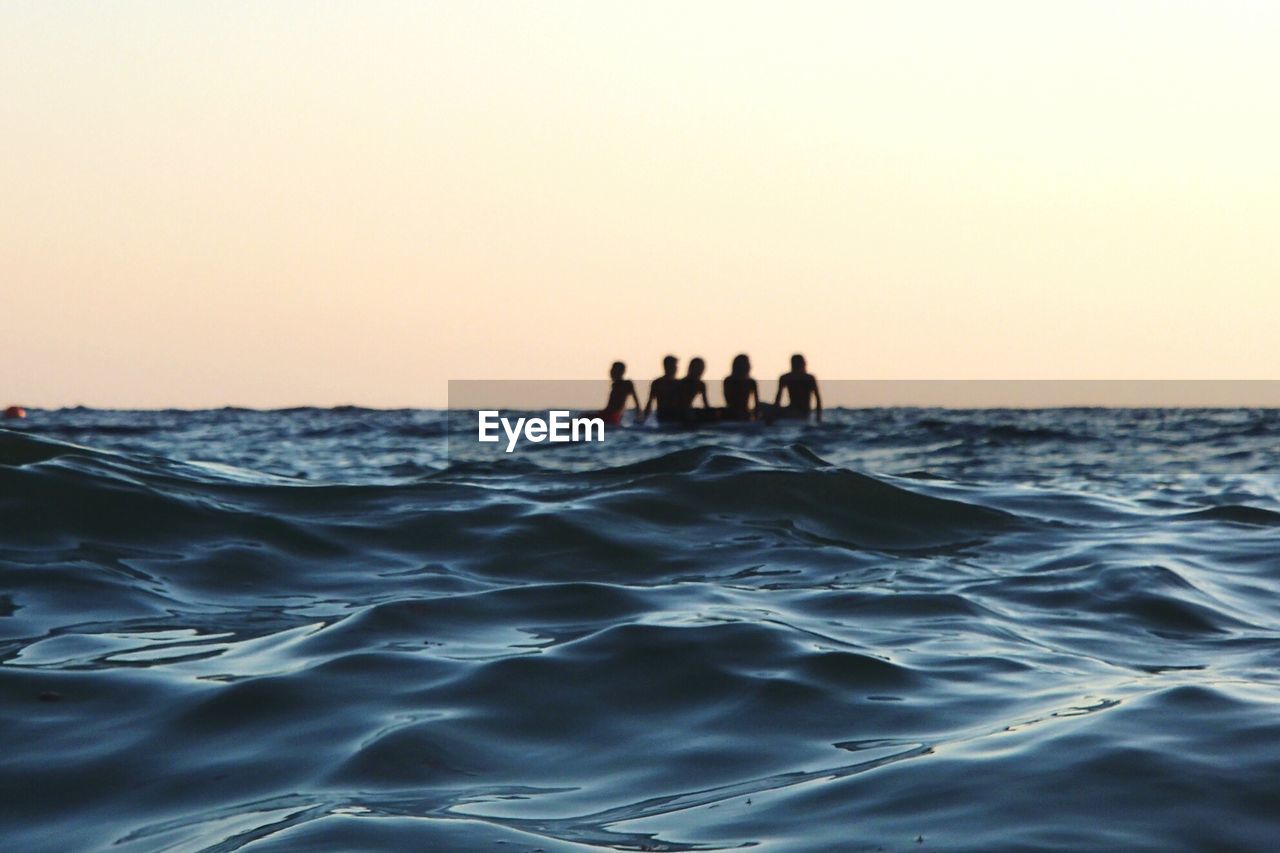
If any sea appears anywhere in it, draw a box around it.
[2,406,1279,851]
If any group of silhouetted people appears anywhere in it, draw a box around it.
[593,354,821,427]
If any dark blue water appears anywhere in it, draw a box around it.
[3,408,1279,851]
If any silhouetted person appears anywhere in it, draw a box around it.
[594,361,640,425]
[722,354,759,421]
[772,354,822,422]
[680,357,716,424]
[642,355,683,423]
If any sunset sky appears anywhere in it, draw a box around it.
[4,1,1278,408]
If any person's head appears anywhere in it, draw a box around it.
[610,361,625,381]
[662,355,678,377]
[687,357,706,380]
[791,353,806,372]
[731,353,751,378]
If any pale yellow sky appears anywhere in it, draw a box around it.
[3,1,1278,408]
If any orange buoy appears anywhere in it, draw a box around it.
[3,405,25,419]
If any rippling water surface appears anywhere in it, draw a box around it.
[3,407,1279,851]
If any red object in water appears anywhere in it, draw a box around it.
[3,405,25,419]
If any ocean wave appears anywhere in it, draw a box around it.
[1179,504,1280,526]
[3,411,1280,850]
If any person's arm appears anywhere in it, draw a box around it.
[699,381,711,408]
[641,380,656,422]
[812,377,822,423]
[749,380,759,419]
[773,376,785,407]
[629,382,642,416]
